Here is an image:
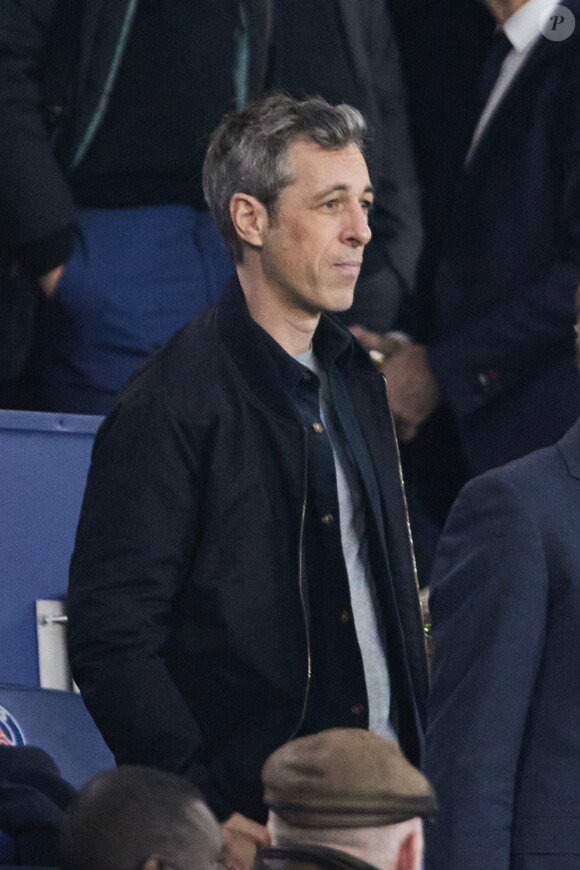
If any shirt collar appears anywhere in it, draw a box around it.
[254,314,353,393]
[503,0,553,52]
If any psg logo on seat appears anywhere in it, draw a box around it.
[0,705,26,746]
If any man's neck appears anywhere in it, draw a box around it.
[237,266,320,355]
[484,0,528,24]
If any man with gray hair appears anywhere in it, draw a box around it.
[255,728,437,870]
[68,93,428,870]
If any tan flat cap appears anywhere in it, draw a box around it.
[262,728,437,828]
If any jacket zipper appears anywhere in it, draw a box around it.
[289,428,312,739]
[379,373,428,657]
[68,0,139,173]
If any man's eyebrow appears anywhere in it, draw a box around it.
[314,183,375,199]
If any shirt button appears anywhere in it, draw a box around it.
[312,422,324,433]
[321,513,334,525]
[339,609,350,624]
[351,703,364,717]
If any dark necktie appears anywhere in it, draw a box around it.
[471,28,513,128]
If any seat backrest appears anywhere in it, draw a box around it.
[0,683,114,788]
[0,410,102,687]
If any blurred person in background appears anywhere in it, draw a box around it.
[425,290,580,869]
[355,0,580,581]
[59,766,224,870]
[0,0,420,414]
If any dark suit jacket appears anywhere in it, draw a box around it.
[425,6,580,475]
[425,416,580,869]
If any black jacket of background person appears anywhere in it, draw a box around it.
[0,0,421,331]
[67,277,428,825]
[254,845,382,870]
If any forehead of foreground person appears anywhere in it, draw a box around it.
[262,729,437,828]
[58,766,224,870]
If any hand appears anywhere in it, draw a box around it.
[38,264,65,297]
[349,325,412,362]
[349,324,383,348]
[221,812,269,870]
[381,344,440,442]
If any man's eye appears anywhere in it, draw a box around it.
[361,199,374,213]
[321,200,338,210]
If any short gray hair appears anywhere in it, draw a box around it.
[202,92,368,262]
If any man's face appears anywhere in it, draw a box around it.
[259,140,373,317]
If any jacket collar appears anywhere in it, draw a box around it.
[215,274,362,419]
[333,1,368,94]
[246,0,274,97]
[558,414,580,480]
[255,845,380,870]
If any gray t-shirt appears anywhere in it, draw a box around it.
[294,347,396,741]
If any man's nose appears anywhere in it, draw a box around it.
[344,204,372,246]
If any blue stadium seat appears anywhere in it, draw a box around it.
[0,410,102,688]
[0,683,114,789]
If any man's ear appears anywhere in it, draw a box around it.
[395,830,422,870]
[142,856,172,870]
[230,193,269,249]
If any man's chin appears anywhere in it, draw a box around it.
[296,284,355,316]
[324,289,356,313]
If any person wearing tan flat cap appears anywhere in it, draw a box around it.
[253,729,437,870]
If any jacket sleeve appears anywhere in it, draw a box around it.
[425,472,548,870]
[67,393,234,821]
[426,255,580,417]
[344,0,423,331]
[0,0,76,275]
